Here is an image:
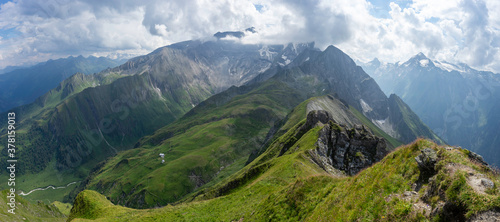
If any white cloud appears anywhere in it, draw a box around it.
[0,0,499,73]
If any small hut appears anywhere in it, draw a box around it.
[159,153,165,163]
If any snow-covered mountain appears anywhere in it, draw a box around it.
[359,53,500,166]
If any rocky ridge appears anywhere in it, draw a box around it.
[303,110,388,176]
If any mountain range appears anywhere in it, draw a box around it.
[0,33,498,221]
[70,43,443,208]
[359,53,500,167]
[0,39,316,203]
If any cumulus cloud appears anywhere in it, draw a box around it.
[0,0,499,73]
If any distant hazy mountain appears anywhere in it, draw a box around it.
[0,55,124,112]
[0,65,26,75]
[359,53,500,166]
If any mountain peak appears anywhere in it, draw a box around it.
[213,27,256,39]
[403,52,435,68]
[325,45,338,52]
[369,58,381,66]
[412,52,428,60]
[213,31,244,39]
[323,45,346,57]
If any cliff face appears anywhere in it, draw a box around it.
[303,110,388,176]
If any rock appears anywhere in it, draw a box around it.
[309,111,388,176]
[415,148,438,173]
[403,191,413,197]
[468,151,489,166]
[467,210,500,222]
[304,110,332,130]
[445,146,455,151]
[480,178,494,189]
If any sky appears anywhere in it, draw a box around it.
[0,0,499,73]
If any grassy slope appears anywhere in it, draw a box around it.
[81,80,304,208]
[0,69,208,204]
[11,161,82,205]
[68,118,500,221]
[81,91,409,210]
[0,190,66,221]
[52,201,73,216]
[388,94,444,145]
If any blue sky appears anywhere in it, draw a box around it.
[0,0,499,73]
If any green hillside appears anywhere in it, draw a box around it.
[0,41,311,207]
[0,190,66,221]
[72,45,444,209]
[77,79,305,208]
[67,112,500,221]
[0,42,445,215]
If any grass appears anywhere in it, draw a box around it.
[68,129,500,221]
[0,160,82,205]
[82,80,304,208]
[52,201,73,215]
[80,89,413,210]
[0,190,66,221]
[0,70,214,207]
[389,95,445,145]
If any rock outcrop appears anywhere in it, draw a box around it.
[306,110,388,175]
[415,148,438,174]
[468,150,489,166]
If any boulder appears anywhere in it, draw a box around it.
[467,210,500,222]
[415,148,438,173]
[468,151,489,166]
[304,110,332,130]
[480,178,494,189]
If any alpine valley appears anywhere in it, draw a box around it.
[1,32,499,221]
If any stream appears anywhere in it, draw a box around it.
[19,181,80,196]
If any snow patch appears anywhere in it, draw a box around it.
[152,85,163,99]
[372,117,399,139]
[434,61,464,73]
[419,59,429,67]
[281,55,291,65]
[305,57,310,62]
[359,99,373,113]
[258,63,272,73]
[258,45,277,60]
